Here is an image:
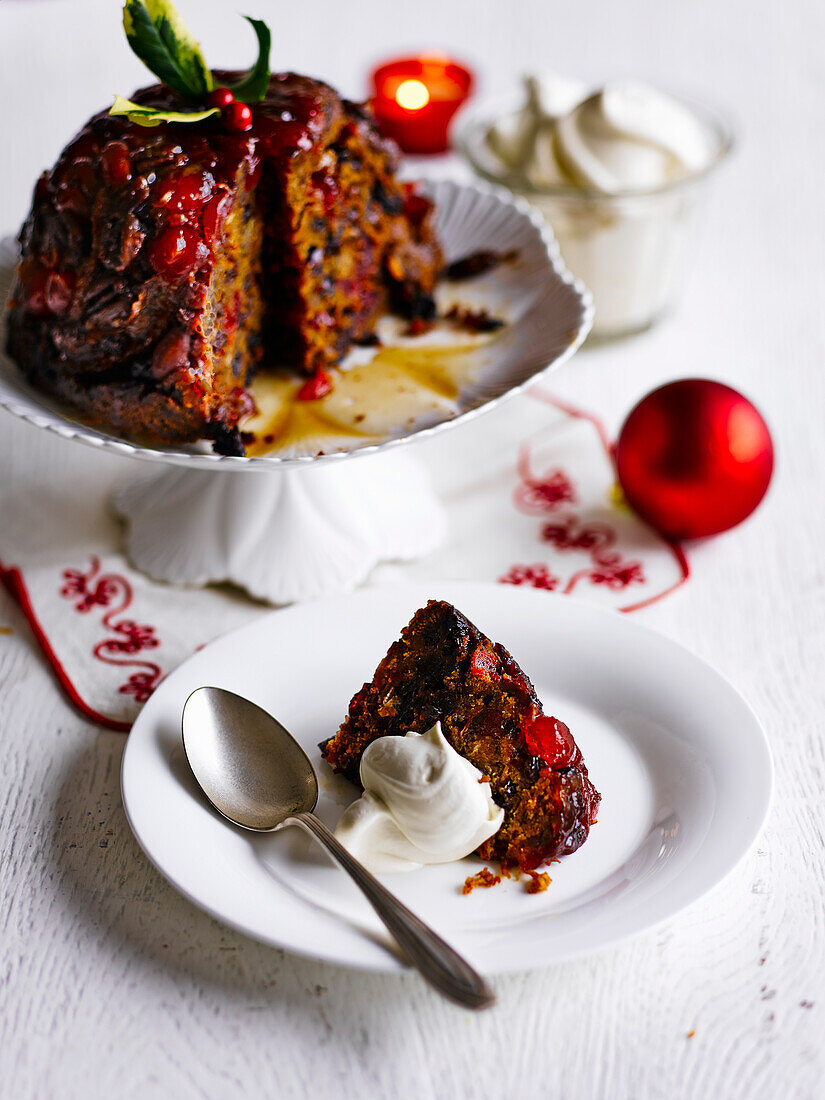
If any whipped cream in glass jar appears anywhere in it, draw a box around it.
[460,77,732,339]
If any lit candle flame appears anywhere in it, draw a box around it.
[395,79,430,111]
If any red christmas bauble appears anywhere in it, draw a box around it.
[616,379,774,540]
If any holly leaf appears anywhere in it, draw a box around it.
[122,0,213,99]
[108,95,218,127]
[226,17,271,104]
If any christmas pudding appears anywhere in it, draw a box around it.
[5,6,441,455]
[322,600,600,871]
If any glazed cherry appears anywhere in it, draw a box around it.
[147,225,200,277]
[403,189,431,227]
[154,170,212,213]
[200,188,233,244]
[44,270,76,314]
[257,117,312,157]
[206,87,235,109]
[151,331,191,379]
[65,133,100,161]
[53,158,96,215]
[21,267,75,316]
[311,170,338,214]
[223,101,253,133]
[525,716,576,769]
[297,370,333,401]
[230,386,256,421]
[72,161,98,194]
[34,175,50,202]
[101,141,132,187]
[54,185,88,217]
[21,268,49,315]
[468,645,498,680]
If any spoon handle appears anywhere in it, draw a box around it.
[288,811,496,1010]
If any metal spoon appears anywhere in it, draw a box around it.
[181,686,496,1010]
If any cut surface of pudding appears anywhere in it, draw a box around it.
[321,600,600,871]
[6,73,442,455]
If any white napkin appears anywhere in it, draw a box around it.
[0,390,687,730]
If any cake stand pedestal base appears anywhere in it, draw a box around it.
[112,451,445,605]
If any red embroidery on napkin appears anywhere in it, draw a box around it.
[500,389,690,610]
[539,516,645,594]
[541,516,615,554]
[499,563,561,591]
[0,561,131,733]
[513,462,576,514]
[60,557,163,703]
[506,453,646,595]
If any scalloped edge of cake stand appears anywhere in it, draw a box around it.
[2,177,593,604]
[111,450,445,605]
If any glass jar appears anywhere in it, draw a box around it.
[459,96,733,340]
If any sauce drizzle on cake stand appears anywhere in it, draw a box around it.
[0,180,592,604]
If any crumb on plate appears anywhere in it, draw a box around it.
[462,868,501,894]
[524,870,552,894]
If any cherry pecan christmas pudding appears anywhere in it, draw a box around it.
[322,600,600,873]
[5,3,441,456]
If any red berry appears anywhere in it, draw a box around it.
[101,141,132,186]
[297,371,333,401]
[206,87,235,109]
[525,716,575,769]
[147,225,200,277]
[223,101,253,132]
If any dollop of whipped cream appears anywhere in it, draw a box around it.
[334,722,504,873]
[487,76,714,193]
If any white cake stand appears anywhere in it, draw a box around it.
[0,180,592,604]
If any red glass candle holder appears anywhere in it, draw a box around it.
[370,55,474,155]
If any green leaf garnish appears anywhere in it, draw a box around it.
[109,95,218,128]
[112,1,272,128]
[122,0,214,99]
[226,17,271,104]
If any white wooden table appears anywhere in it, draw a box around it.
[1,2,823,1096]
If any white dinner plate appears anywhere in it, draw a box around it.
[121,582,772,974]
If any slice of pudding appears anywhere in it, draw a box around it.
[321,600,600,871]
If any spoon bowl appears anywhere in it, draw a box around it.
[182,687,318,830]
[181,685,496,1010]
